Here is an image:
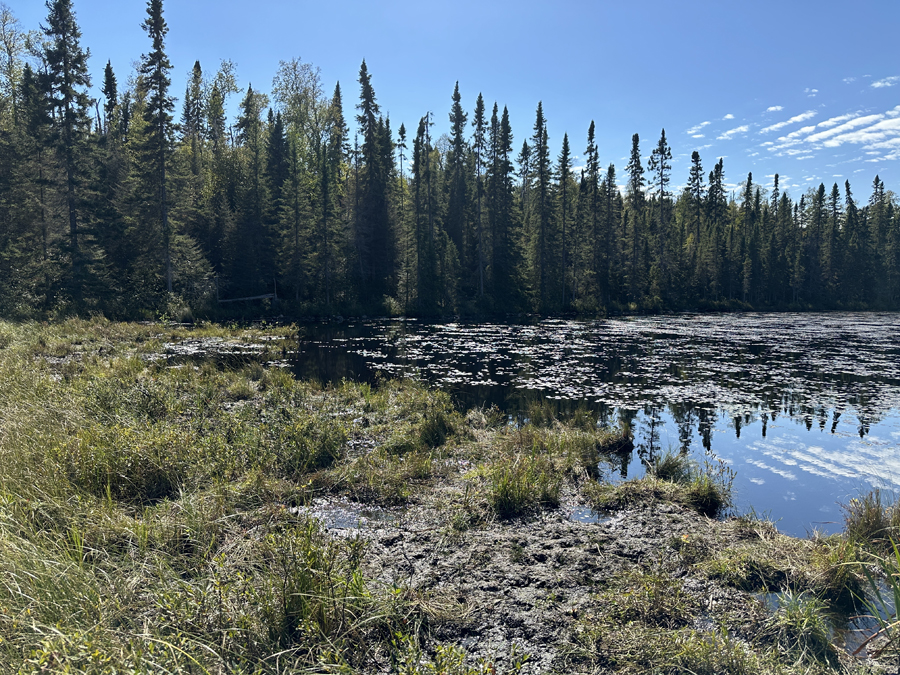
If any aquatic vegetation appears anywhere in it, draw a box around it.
[843,488,900,551]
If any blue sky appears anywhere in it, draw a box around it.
[10,0,900,199]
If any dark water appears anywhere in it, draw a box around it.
[292,313,900,536]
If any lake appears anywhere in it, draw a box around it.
[292,312,900,537]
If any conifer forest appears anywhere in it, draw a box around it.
[1,0,900,319]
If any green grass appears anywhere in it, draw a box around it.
[488,453,562,518]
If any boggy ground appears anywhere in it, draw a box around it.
[0,318,894,674]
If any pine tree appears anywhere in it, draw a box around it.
[397,121,413,311]
[705,158,726,300]
[492,106,519,308]
[686,150,705,293]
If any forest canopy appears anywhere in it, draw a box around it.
[0,0,898,319]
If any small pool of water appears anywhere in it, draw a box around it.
[567,507,609,524]
[291,498,401,532]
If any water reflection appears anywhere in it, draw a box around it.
[293,313,900,536]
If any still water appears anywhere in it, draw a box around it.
[293,313,900,536]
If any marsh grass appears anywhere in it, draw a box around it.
[587,450,734,518]
[843,488,900,551]
[488,453,562,518]
[761,591,840,668]
[0,319,458,672]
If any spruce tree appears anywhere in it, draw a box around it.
[472,92,486,298]
[101,61,117,135]
[557,132,572,306]
[42,0,92,292]
[624,133,644,300]
[446,82,467,259]
[139,0,174,292]
[529,102,552,309]
[584,121,602,303]
[687,150,705,292]
[181,60,203,175]
[648,128,672,296]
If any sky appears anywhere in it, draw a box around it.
[9,0,900,200]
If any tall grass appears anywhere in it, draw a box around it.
[0,319,433,671]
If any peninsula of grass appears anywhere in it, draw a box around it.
[0,318,896,674]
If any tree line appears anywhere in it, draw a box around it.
[1,0,899,319]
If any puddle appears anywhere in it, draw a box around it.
[567,507,609,524]
[291,498,401,534]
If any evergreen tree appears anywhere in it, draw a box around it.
[686,150,705,293]
[446,82,467,261]
[180,60,203,175]
[354,60,394,303]
[472,92,486,298]
[557,132,572,306]
[624,133,645,300]
[529,102,553,309]
[584,121,603,303]
[139,0,174,292]
[101,61,117,135]
[42,0,92,292]
[647,129,672,297]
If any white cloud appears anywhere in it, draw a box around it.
[692,134,705,138]
[843,77,856,84]
[796,155,814,160]
[887,105,900,118]
[806,114,887,145]
[686,121,710,134]
[717,125,749,140]
[723,113,734,120]
[784,125,817,140]
[805,88,819,97]
[749,152,759,157]
[871,76,900,88]
[760,110,818,134]
[767,105,783,112]
[817,113,859,129]
[761,141,774,147]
